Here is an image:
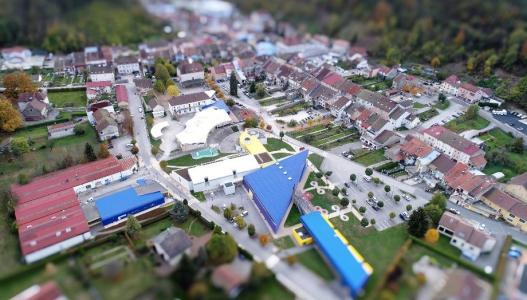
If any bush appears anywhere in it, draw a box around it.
[248,224,256,237]
[332,188,340,196]
[287,119,298,127]
[359,206,366,214]
[18,173,30,185]
[74,124,85,135]
[259,234,270,246]
[340,198,349,207]
[424,228,439,243]
[286,255,297,266]
[370,218,376,225]
[361,218,369,227]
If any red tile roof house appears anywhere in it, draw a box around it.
[438,212,496,260]
[17,91,50,121]
[440,75,461,95]
[177,61,205,87]
[457,83,488,103]
[115,84,129,108]
[11,156,136,263]
[420,125,487,169]
[85,81,112,101]
[444,162,495,200]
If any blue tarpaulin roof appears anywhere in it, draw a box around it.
[243,151,308,231]
[301,212,371,298]
[202,100,230,113]
[95,187,164,224]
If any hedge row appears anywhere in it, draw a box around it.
[410,236,494,281]
[47,86,86,92]
[18,112,87,131]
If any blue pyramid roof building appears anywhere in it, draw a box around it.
[243,150,308,232]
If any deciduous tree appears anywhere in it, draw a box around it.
[166,84,180,97]
[0,98,23,133]
[98,142,110,158]
[407,207,430,237]
[3,72,36,100]
[11,137,30,156]
[125,215,142,238]
[206,233,238,265]
[84,143,97,161]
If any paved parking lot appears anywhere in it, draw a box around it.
[492,113,527,133]
[205,184,271,236]
[343,178,429,230]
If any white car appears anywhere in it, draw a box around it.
[138,107,143,113]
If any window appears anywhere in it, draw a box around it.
[510,213,516,218]
[204,177,209,183]
[520,219,526,224]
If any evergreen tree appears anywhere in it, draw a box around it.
[407,207,431,237]
[229,72,238,96]
[84,143,97,161]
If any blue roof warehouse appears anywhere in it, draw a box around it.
[95,181,166,225]
[243,151,308,232]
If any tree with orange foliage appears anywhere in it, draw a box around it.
[424,228,439,243]
[3,71,36,100]
[259,234,270,246]
[0,97,23,133]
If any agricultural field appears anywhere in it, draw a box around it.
[288,125,359,150]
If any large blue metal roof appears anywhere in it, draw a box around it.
[95,187,164,224]
[244,150,308,231]
[301,212,371,298]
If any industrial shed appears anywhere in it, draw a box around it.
[95,184,165,225]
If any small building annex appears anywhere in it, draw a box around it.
[243,150,308,232]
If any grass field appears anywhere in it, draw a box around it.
[273,236,295,250]
[480,128,527,180]
[445,115,490,133]
[275,102,310,117]
[330,214,408,297]
[265,138,294,152]
[272,152,291,160]
[297,248,335,281]
[289,125,358,150]
[284,204,302,227]
[166,153,230,167]
[237,277,295,300]
[308,153,324,170]
[48,90,87,107]
[433,100,450,110]
[260,97,289,107]
[418,108,439,121]
[353,149,386,166]
[413,102,426,109]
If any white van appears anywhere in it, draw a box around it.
[363,175,372,182]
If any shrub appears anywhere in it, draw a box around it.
[286,255,297,266]
[332,188,340,196]
[359,206,366,213]
[361,218,369,227]
[248,224,256,237]
[340,198,349,207]
[370,218,376,225]
[259,234,270,246]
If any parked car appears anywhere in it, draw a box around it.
[399,212,410,221]
[241,210,249,217]
[447,208,460,215]
[344,182,350,188]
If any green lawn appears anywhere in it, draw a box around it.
[273,236,295,250]
[330,215,408,297]
[174,216,210,237]
[48,90,87,107]
[480,128,527,179]
[308,153,324,170]
[418,108,439,121]
[275,102,310,117]
[310,190,340,211]
[303,172,327,189]
[284,204,302,227]
[166,153,230,167]
[297,248,335,281]
[272,152,291,160]
[413,102,425,109]
[445,115,490,133]
[237,277,295,300]
[287,124,326,139]
[265,138,294,152]
[192,191,206,202]
[353,149,386,166]
[260,97,289,107]
[433,100,450,110]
